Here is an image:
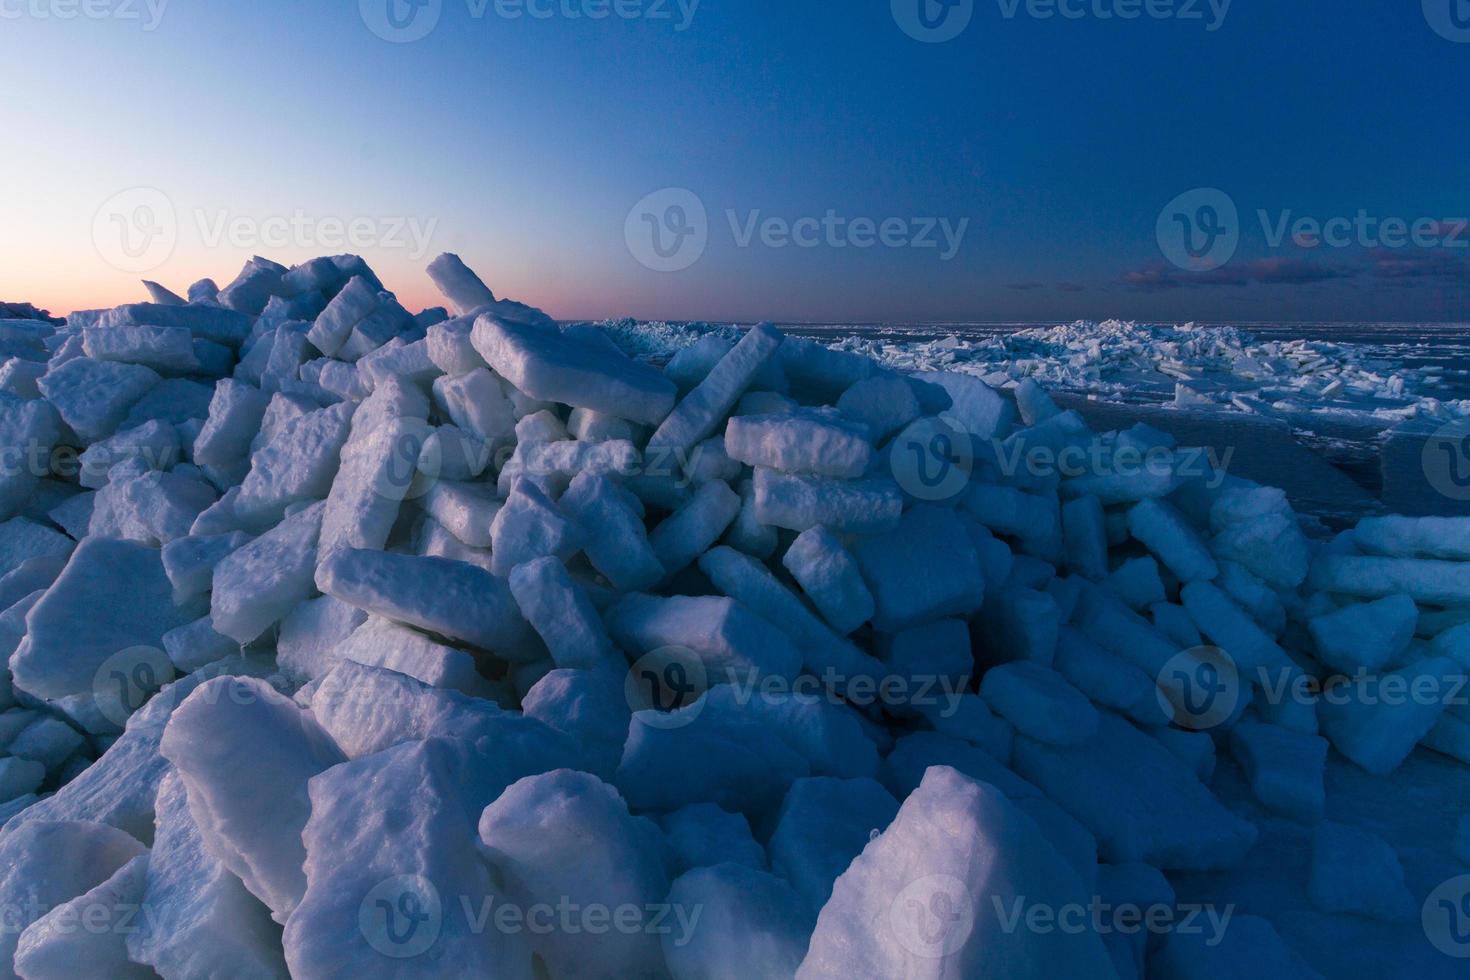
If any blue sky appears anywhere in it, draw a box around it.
[2,0,1467,322]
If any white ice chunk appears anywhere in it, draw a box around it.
[752,469,904,534]
[726,410,871,479]
[647,323,784,454]
[659,803,766,876]
[210,500,325,644]
[509,556,616,668]
[981,661,1099,746]
[768,776,900,910]
[837,374,920,443]
[650,479,741,577]
[478,769,668,978]
[558,472,665,592]
[1012,712,1257,870]
[13,854,153,980]
[0,819,148,976]
[82,324,198,373]
[797,766,1111,979]
[37,357,160,443]
[782,528,870,637]
[161,675,345,922]
[1319,655,1460,775]
[473,315,676,425]
[426,252,497,315]
[128,769,289,977]
[11,537,193,702]
[488,481,583,577]
[1307,594,1417,673]
[316,547,531,655]
[1229,720,1326,823]
[161,530,250,603]
[286,737,533,978]
[1354,514,1470,560]
[852,505,985,631]
[664,863,814,980]
[608,592,803,686]
[1127,497,1218,583]
[335,614,492,694]
[521,665,631,780]
[277,594,368,685]
[233,401,353,527]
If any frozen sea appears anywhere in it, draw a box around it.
[596,318,1470,530]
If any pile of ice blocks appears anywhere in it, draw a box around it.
[0,253,1466,978]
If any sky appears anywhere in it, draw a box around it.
[1,0,1468,323]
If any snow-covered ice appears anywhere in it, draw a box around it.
[0,252,1464,977]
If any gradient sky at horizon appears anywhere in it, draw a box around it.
[2,0,1468,322]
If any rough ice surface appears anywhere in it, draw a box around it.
[797,766,1113,978]
[4,254,1466,976]
[160,675,347,922]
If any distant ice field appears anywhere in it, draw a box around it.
[593,319,1470,526]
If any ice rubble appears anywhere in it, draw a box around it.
[0,252,1466,978]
